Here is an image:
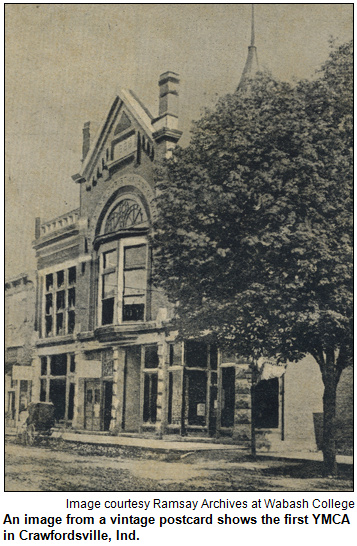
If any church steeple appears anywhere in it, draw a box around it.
[238,5,259,90]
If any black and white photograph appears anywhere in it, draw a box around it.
[5,4,353,493]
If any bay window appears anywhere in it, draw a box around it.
[99,237,149,325]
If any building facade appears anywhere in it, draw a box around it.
[25,73,259,443]
[5,274,36,428]
[5,56,352,451]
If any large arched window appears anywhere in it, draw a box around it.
[98,194,150,326]
[104,198,147,233]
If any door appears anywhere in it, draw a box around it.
[84,379,101,431]
[49,379,66,422]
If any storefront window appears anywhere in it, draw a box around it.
[40,354,75,423]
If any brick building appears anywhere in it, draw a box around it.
[5,31,352,452]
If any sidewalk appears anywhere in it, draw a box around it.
[49,430,353,465]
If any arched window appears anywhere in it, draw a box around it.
[98,194,150,326]
[104,198,147,234]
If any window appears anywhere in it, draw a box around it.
[44,267,76,337]
[101,249,117,325]
[254,378,279,429]
[40,354,76,423]
[123,245,147,321]
[184,342,217,427]
[166,341,217,429]
[99,238,148,325]
[105,198,147,233]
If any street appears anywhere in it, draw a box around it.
[5,441,353,492]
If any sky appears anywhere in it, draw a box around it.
[5,3,353,279]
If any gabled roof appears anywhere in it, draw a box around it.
[72,89,154,184]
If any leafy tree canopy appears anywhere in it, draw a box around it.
[152,40,352,375]
[152,39,352,476]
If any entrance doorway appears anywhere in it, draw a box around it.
[181,342,218,436]
[49,379,66,422]
[84,379,101,431]
[84,379,113,431]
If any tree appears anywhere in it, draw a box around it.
[151,41,353,476]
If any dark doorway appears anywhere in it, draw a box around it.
[49,379,66,422]
[254,377,279,428]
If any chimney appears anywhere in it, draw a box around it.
[152,72,182,158]
[158,71,179,117]
[82,121,91,161]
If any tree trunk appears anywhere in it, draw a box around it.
[322,355,338,476]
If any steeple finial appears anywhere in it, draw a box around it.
[251,4,255,47]
[237,4,259,90]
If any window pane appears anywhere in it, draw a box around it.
[169,343,182,366]
[102,272,116,298]
[45,315,52,337]
[68,311,75,334]
[56,313,64,335]
[186,341,208,368]
[123,302,144,322]
[50,354,67,376]
[40,379,47,402]
[56,290,65,310]
[102,298,114,325]
[68,288,75,308]
[124,269,146,296]
[41,357,47,376]
[144,345,159,368]
[124,245,146,269]
[46,274,53,291]
[70,355,76,373]
[103,249,117,269]
[254,378,279,429]
[45,293,53,314]
[68,266,76,285]
[57,270,64,288]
